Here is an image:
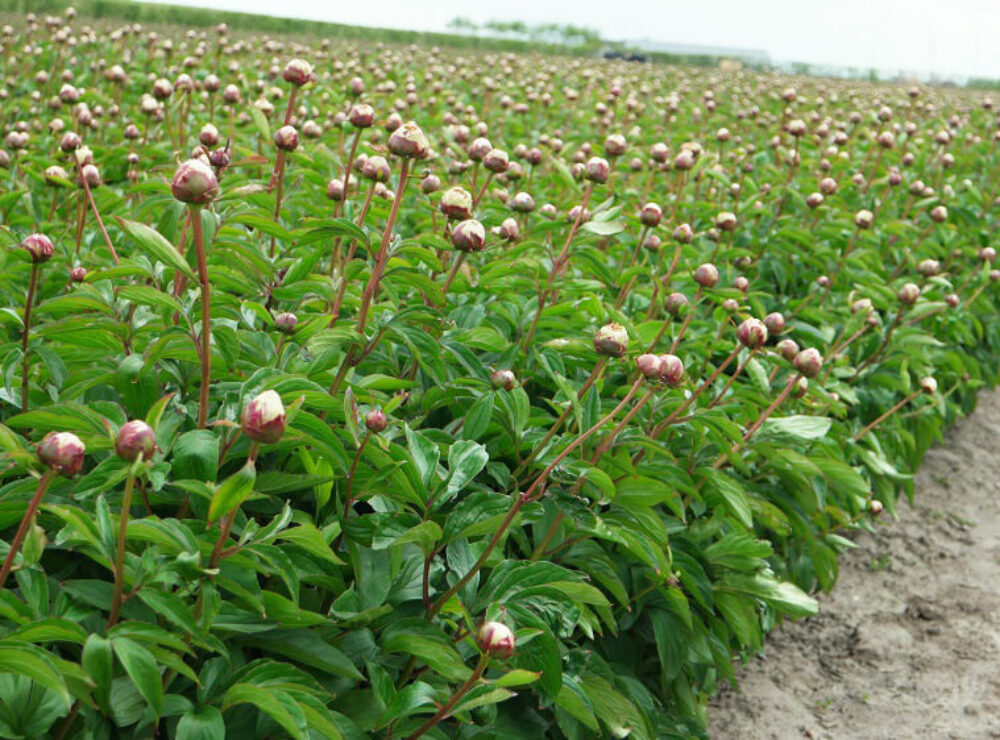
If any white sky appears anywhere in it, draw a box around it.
[137,0,1000,81]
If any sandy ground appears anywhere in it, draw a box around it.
[708,388,1000,740]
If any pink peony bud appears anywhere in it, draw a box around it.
[282,58,314,87]
[764,312,785,336]
[593,323,629,358]
[585,156,610,184]
[490,369,517,391]
[636,353,662,379]
[777,338,800,362]
[37,431,86,477]
[451,219,486,253]
[658,354,685,386]
[737,319,768,350]
[387,121,430,159]
[694,263,719,288]
[477,621,515,659]
[115,420,157,462]
[22,233,54,264]
[241,390,286,444]
[364,409,387,433]
[349,103,374,129]
[794,348,823,378]
[439,187,473,221]
[171,159,219,205]
[274,125,299,152]
[640,203,662,227]
[897,283,920,306]
[274,312,298,333]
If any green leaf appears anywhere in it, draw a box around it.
[720,572,819,618]
[223,683,307,740]
[700,468,753,529]
[208,459,257,523]
[760,415,833,442]
[172,430,219,482]
[249,631,363,680]
[493,668,542,687]
[0,643,71,709]
[112,636,164,718]
[444,440,489,499]
[176,706,225,740]
[462,393,494,440]
[118,217,196,279]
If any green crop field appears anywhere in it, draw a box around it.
[0,5,995,739]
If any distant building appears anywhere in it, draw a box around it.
[620,40,770,66]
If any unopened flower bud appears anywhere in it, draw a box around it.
[929,205,948,223]
[854,209,874,229]
[715,211,737,232]
[868,499,884,515]
[171,158,219,205]
[327,178,345,202]
[658,354,685,386]
[639,202,662,227]
[241,390,286,444]
[585,156,610,184]
[946,293,960,308]
[282,58,314,87]
[673,223,694,243]
[362,155,391,182]
[897,282,920,306]
[764,312,785,336]
[364,409,387,433]
[349,103,374,128]
[919,376,937,395]
[274,125,299,152]
[794,347,823,378]
[483,148,509,174]
[115,420,157,462]
[440,186,473,220]
[490,369,517,391]
[451,219,486,252]
[665,292,690,316]
[22,233,54,264]
[777,338,800,362]
[420,174,441,194]
[917,259,939,276]
[388,121,429,159]
[593,323,629,358]
[636,353,662,379]
[37,431,85,477]
[694,263,719,288]
[274,312,298,333]
[70,266,87,282]
[499,217,519,241]
[736,319,767,350]
[477,621,515,659]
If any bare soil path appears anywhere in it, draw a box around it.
[709,388,1000,740]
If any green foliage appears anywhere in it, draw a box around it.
[0,7,995,740]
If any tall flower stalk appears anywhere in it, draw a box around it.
[171,159,220,428]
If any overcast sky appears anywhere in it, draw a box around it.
[138,0,1000,81]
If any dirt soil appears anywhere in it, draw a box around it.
[708,388,1000,740]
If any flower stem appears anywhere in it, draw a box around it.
[853,389,921,441]
[356,158,411,335]
[404,654,489,740]
[21,263,39,412]
[106,469,137,628]
[441,252,467,297]
[191,206,211,428]
[0,469,55,590]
